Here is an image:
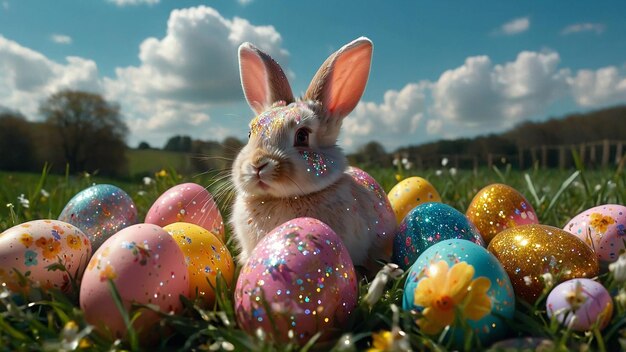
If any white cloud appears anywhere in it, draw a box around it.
[342,82,430,150]
[498,17,530,35]
[104,6,287,145]
[570,66,626,106]
[432,51,569,129]
[0,35,101,118]
[238,0,254,5]
[2,1,9,10]
[51,34,72,45]
[107,0,159,6]
[561,23,606,35]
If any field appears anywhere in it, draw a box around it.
[0,163,625,351]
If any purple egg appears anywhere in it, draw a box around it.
[546,278,613,331]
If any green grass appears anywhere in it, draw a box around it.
[126,149,192,177]
[1,164,626,351]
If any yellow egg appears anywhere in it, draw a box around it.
[466,183,538,244]
[388,177,441,223]
[163,222,234,304]
[488,224,599,303]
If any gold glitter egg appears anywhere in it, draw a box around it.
[488,224,599,303]
[466,183,538,244]
[388,176,441,224]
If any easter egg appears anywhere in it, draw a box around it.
[392,202,484,270]
[346,167,396,254]
[564,204,626,263]
[58,184,138,250]
[145,183,224,242]
[488,224,599,303]
[547,278,613,331]
[403,239,515,345]
[388,176,441,224]
[0,220,91,294]
[163,222,234,304]
[80,224,189,339]
[235,217,358,345]
[466,183,538,244]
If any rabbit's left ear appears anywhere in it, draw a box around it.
[239,43,294,115]
[304,37,373,119]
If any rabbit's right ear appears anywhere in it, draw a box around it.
[238,43,294,115]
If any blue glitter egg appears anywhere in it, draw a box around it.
[392,202,484,269]
[58,184,138,250]
[403,239,515,345]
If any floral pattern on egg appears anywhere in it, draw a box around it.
[564,204,626,262]
[0,220,91,294]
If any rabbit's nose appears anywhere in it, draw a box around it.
[253,162,269,177]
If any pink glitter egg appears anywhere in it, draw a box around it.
[145,183,224,242]
[80,224,189,340]
[235,217,358,345]
[564,204,626,263]
[345,166,397,256]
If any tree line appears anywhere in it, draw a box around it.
[349,105,626,169]
[1,89,624,177]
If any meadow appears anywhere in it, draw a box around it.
[0,161,625,351]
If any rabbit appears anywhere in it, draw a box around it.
[231,37,396,275]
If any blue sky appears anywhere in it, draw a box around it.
[1,0,625,152]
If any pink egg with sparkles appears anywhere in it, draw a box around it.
[0,220,91,294]
[235,217,357,345]
[145,183,224,242]
[346,166,396,256]
[80,224,189,339]
[564,204,626,263]
[547,278,613,331]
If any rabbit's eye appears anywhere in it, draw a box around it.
[294,128,310,147]
[248,131,251,139]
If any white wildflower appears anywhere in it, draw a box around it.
[441,157,449,167]
[401,157,408,165]
[404,162,413,170]
[143,177,154,186]
[615,288,626,309]
[137,191,147,197]
[435,170,443,176]
[565,281,587,311]
[6,203,13,209]
[40,189,50,198]
[594,184,602,192]
[609,252,626,283]
[364,263,404,307]
[392,158,399,166]
[541,272,554,290]
[607,180,617,189]
[449,167,457,176]
[17,194,29,209]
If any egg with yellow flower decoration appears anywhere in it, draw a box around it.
[564,204,626,264]
[0,220,91,295]
[403,239,515,345]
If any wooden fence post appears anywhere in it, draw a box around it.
[579,143,586,164]
[616,142,623,165]
[559,146,566,170]
[541,145,548,169]
[590,143,597,166]
[602,139,610,168]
